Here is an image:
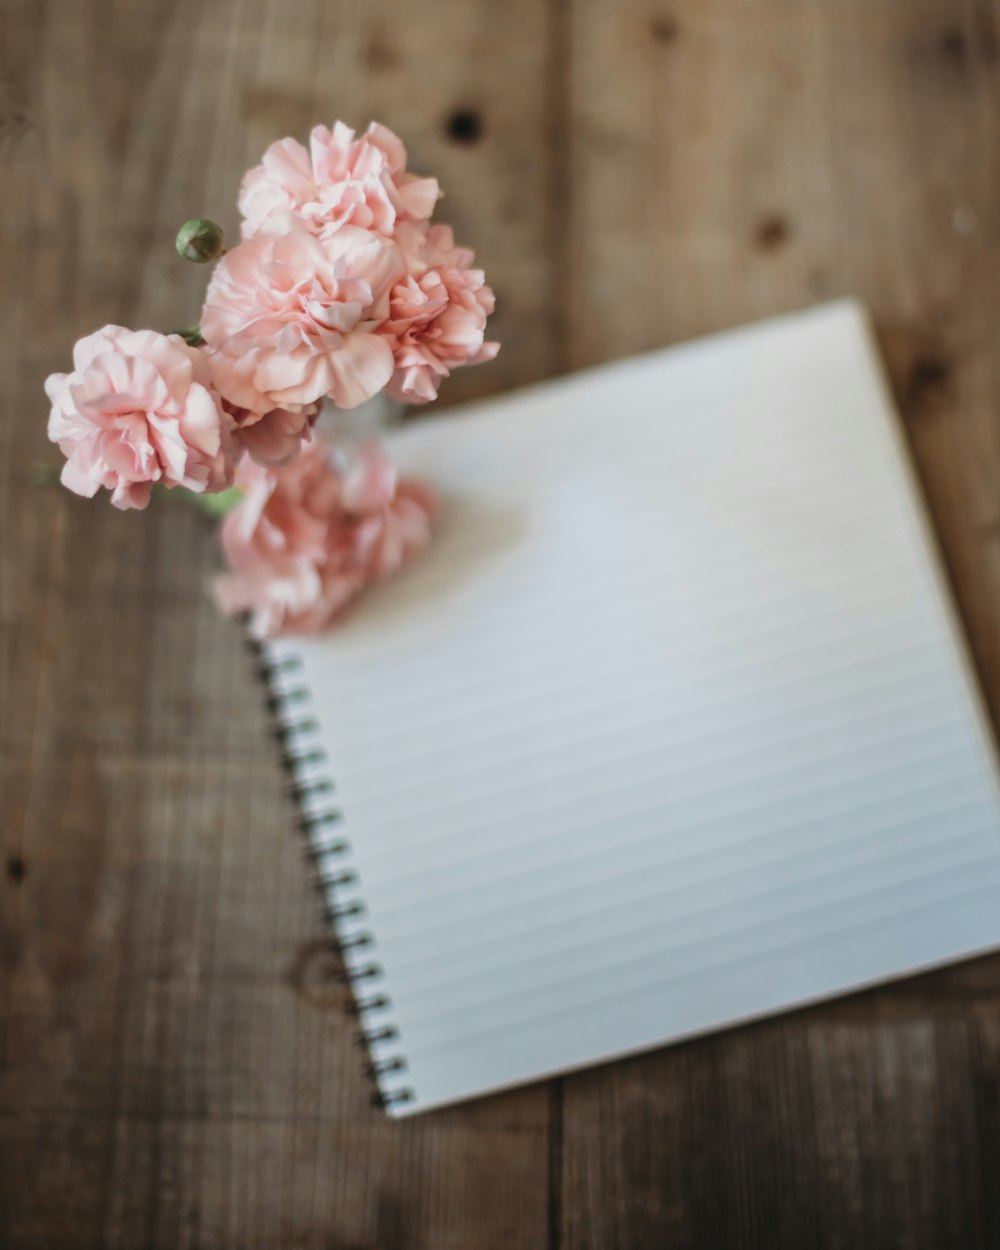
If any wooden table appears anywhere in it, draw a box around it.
[4,2,1000,1246]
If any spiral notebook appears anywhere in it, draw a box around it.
[263,299,1000,1115]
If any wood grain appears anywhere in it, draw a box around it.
[0,2,553,1247]
[4,0,1000,1246]
[560,2,1000,1247]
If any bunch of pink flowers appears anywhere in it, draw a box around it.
[44,121,497,636]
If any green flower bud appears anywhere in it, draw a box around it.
[175,218,226,263]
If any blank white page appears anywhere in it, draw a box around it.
[268,300,1000,1116]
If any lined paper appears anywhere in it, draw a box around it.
[270,301,1000,1115]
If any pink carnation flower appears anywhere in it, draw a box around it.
[45,326,232,510]
[239,121,440,241]
[201,224,405,413]
[382,222,499,403]
[215,440,437,639]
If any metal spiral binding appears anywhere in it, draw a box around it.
[246,634,415,1110]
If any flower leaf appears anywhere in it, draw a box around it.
[152,484,244,517]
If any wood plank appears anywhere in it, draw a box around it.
[560,1,1000,1245]
[8,0,1000,1245]
[562,1008,991,1249]
[0,1,556,1246]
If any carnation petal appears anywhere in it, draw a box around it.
[254,349,329,406]
[260,137,314,195]
[179,382,224,456]
[365,122,407,170]
[60,457,102,498]
[395,175,441,221]
[90,350,167,415]
[71,325,125,372]
[110,477,154,511]
[146,412,193,484]
[341,442,398,513]
[237,406,313,466]
[44,372,68,403]
[387,363,441,404]
[325,333,395,408]
[471,340,501,365]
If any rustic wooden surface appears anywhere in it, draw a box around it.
[3,1,1000,1246]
